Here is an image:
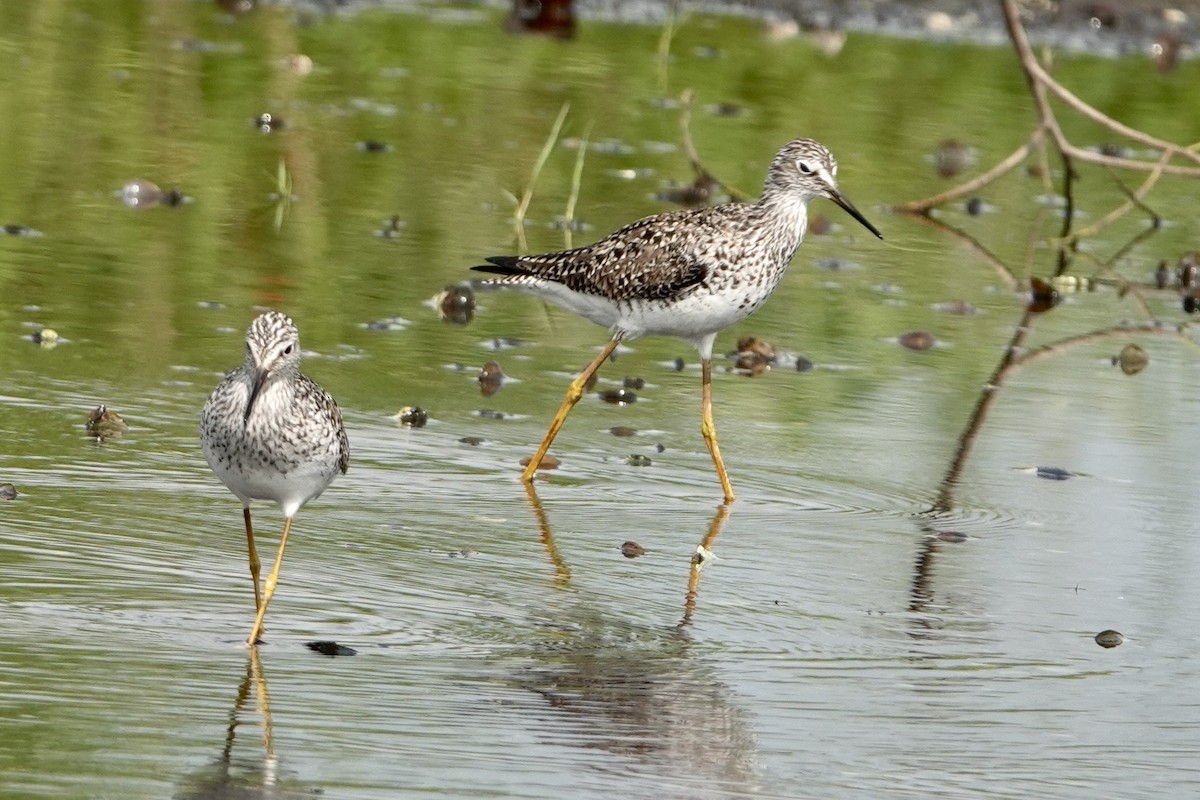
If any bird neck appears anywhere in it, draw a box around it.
[754,187,810,248]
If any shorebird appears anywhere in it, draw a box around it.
[473,137,881,502]
[201,311,349,645]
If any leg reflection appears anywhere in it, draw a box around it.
[521,480,572,588]
[680,503,732,628]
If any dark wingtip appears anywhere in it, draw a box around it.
[472,256,526,277]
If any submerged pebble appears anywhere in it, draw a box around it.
[436,285,476,324]
[520,454,560,470]
[306,640,357,657]
[477,360,504,396]
[625,454,652,467]
[1035,466,1073,481]
[1114,343,1148,376]
[86,405,128,441]
[459,436,484,446]
[393,406,429,428]
[477,409,505,420]
[897,330,936,351]
[0,483,17,500]
[1094,629,1123,649]
[598,388,637,405]
[620,541,645,559]
[609,426,637,437]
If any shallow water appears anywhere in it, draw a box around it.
[2,3,1200,798]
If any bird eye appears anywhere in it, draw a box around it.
[797,160,813,175]
[282,344,294,356]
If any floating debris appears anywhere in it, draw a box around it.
[807,213,832,235]
[1178,252,1200,287]
[477,409,506,420]
[734,335,778,374]
[1154,260,1171,289]
[610,426,637,437]
[598,388,637,405]
[897,330,936,351]
[622,376,645,390]
[392,406,428,428]
[672,357,686,372]
[306,640,357,657]
[693,545,717,568]
[625,454,652,467]
[2,224,42,237]
[704,101,744,117]
[520,454,560,470]
[934,530,969,543]
[281,53,313,75]
[86,405,128,441]
[374,215,405,239]
[435,285,476,324]
[254,112,283,133]
[932,299,977,315]
[477,361,505,397]
[1114,343,1148,376]
[1035,466,1073,481]
[30,328,59,349]
[933,139,971,177]
[356,140,392,153]
[449,548,478,558]
[794,355,814,372]
[1028,276,1061,313]
[965,196,984,216]
[620,541,645,558]
[0,483,17,501]
[1094,629,1123,649]
[459,436,484,446]
[363,316,409,331]
[120,179,188,210]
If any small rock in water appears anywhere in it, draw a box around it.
[1094,629,1123,649]
[477,408,505,420]
[625,454,652,467]
[0,483,17,500]
[1028,276,1061,313]
[2,224,42,237]
[306,640,358,657]
[622,376,645,390]
[897,330,936,351]
[1114,343,1148,376]
[934,139,970,177]
[459,436,484,446]
[477,360,505,397]
[254,112,284,133]
[1154,260,1171,289]
[598,388,637,405]
[520,454,560,470]
[965,196,984,216]
[436,285,476,324]
[356,140,392,153]
[31,328,59,348]
[86,405,129,441]
[393,406,429,428]
[1035,466,1073,481]
[609,426,637,437]
[934,530,968,543]
[672,357,686,372]
[620,541,645,558]
[794,355,814,372]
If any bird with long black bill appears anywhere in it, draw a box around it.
[473,137,882,502]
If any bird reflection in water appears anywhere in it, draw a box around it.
[516,487,755,793]
[173,650,317,800]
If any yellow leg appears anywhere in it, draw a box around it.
[700,359,736,503]
[243,507,263,612]
[521,336,623,482]
[247,516,293,646]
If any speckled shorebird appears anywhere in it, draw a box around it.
[473,138,881,502]
[201,311,349,645]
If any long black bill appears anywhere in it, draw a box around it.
[244,367,269,423]
[829,190,883,239]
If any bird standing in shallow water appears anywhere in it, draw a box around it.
[473,137,881,502]
[201,311,349,645]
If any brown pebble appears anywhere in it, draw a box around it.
[305,640,358,657]
[0,483,17,500]
[897,331,936,351]
[1115,343,1148,376]
[1094,629,1123,648]
[610,426,637,437]
[520,454,561,470]
[395,406,429,427]
[437,285,476,324]
[934,530,968,543]
[86,405,128,441]
[622,376,645,390]
[478,360,504,396]
[459,436,484,446]
[620,541,645,558]
[934,139,968,177]
[597,388,637,405]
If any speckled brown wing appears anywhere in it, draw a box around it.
[473,208,724,302]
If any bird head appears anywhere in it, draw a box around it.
[243,311,302,422]
[769,138,882,239]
